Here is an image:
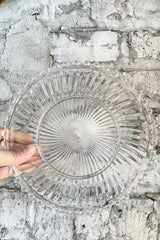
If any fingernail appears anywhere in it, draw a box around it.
[23,145,35,154]
[39,146,44,154]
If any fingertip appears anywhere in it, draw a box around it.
[23,144,36,154]
[26,166,37,173]
[18,145,36,164]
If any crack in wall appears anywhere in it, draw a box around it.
[72,218,78,240]
[0,186,21,192]
[0,19,21,58]
[117,32,123,60]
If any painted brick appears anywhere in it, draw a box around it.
[129,31,160,60]
[49,31,119,62]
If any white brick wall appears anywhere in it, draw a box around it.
[90,0,160,30]
[1,16,50,75]
[129,31,160,60]
[0,0,160,239]
[49,31,119,62]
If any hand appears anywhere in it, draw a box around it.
[0,128,43,180]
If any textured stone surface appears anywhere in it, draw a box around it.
[90,0,160,30]
[129,31,160,60]
[0,78,13,101]
[128,31,160,68]
[1,16,50,76]
[0,190,74,240]
[74,199,158,240]
[49,31,119,62]
[0,0,160,239]
[0,189,160,240]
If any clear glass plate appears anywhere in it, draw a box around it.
[5,66,154,210]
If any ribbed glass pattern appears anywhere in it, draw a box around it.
[6,66,150,210]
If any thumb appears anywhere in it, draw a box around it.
[0,144,36,167]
